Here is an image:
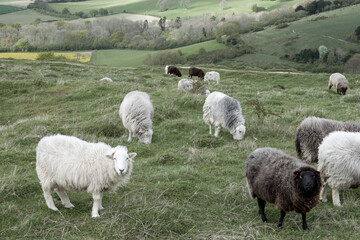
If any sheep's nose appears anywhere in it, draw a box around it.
[119,169,125,174]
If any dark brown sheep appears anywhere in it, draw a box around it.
[245,148,321,230]
[295,116,360,164]
[188,67,205,79]
[167,65,182,77]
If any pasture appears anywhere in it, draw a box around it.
[0,4,23,15]
[1,60,360,239]
[0,52,91,63]
[0,9,62,24]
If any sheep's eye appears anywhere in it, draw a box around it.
[300,176,303,179]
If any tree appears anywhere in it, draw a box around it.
[90,9,98,17]
[62,7,70,15]
[215,22,239,42]
[219,0,227,10]
[156,0,173,12]
[99,8,108,16]
[158,16,166,32]
[319,45,328,61]
[12,39,31,52]
[174,17,182,29]
[179,0,191,9]
[251,4,266,13]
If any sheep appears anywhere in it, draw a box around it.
[328,73,348,95]
[100,77,113,82]
[318,131,360,206]
[177,78,194,92]
[165,65,169,75]
[166,65,182,77]
[245,147,321,230]
[36,134,136,218]
[295,116,360,164]
[119,91,154,144]
[203,91,245,140]
[204,71,220,84]
[189,67,205,79]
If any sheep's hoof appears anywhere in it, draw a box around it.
[64,203,75,208]
[320,198,327,203]
[277,223,283,228]
[99,206,105,210]
[48,206,58,211]
[91,214,100,218]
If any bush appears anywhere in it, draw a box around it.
[142,50,186,66]
[344,54,360,74]
[215,22,239,43]
[251,4,266,13]
[36,52,68,61]
[318,45,328,61]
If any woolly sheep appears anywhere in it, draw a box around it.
[189,67,205,79]
[318,131,360,206]
[329,73,348,95]
[246,148,321,230]
[166,65,182,77]
[204,71,220,84]
[165,65,169,75]
[203,91,245,140]
[177,79,194,92]
[295,116,360,163]
[100,77,113,82]
[36,134,136,218]
[119,91,154,144]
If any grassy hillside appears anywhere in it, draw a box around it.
[1,60,360,239]
[49,0,303,19]
[92,40,227,67]
[0,9,62,24]
[0,5,23,15]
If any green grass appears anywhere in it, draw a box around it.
[92,40,227,67]
[0,5,23,15]
[0,9,62,24]
[1,59,360,239]
[49,0,303,19]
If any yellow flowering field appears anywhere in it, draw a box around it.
[0,52,91,63]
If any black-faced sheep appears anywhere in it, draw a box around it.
[295,116,360,164]
[189,67,205,79]
[318,131,360,206]
[246,148,321,230]
[329,73,348,95]
[203,91,245,140]
[166,65,182,77]
[119,91,154,144]
[36,134,136,218]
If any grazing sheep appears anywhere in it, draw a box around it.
[119,91,154,144]
[295,116,360,164]
[189,67,205,79]
[203,91,245,140]
[204,71,220,84]
[36,134,136,218]
[318,131,360,206]
[100,77,113,82]
[166,65,182,77]
[246,148,321,230]
[329,73,348,95]
[165,65,169,75]
[177,79,194,92]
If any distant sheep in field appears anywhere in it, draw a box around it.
[246,148,321,230]
[100,77,113,82]
[329,73,348,95]
[318,131,360,206]
[178,79,194,92]
[166,65,182,77]
[178,79,210,96]
[203,91,245,140]
[36,134,136,218]
[189,67,205,79]
[295,116,360,164]
[119,91,154,144]
[204,71,220,84]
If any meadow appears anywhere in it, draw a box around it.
[0,52,91,63]
[0,9,62,24]
[0,4,23,15]
[1,60,360,239]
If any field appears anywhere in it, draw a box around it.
[49,0,303,19]
[92,40,227,67]
[0,4,23,15]
[0,52,91,63]
[0,9,62,24]
[1,60,360,239]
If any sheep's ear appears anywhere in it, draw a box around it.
[129,152,137,160]
[315,171,320,177]
[106,149,115,159]
[293,171,300,178]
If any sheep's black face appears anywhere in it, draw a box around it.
[341,87,347,95]
[294,170,321,196]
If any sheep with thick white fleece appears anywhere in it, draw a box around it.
[204,71,220,84]
[119,91,154,144]
[165,65,169,74]
[329,73,348,95]
[203,91,246,140]
[178,79,194,92]
[36,134,136,217]
[318,131,360,206]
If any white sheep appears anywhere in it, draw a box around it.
[204,71,220,84]
[318,131,360,206]
[100,77,113,82]
[36,134,136,218]
[119,91,154,144]
[203,91,246,140]
[328,73,348,95]
[165,65,169,74]
[177,79,194,92]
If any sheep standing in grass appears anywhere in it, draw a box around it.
[203,91,245,140]
[189,67,205,79]
[329,73,348,95]
[119,91,154,144]
[246,148,321,230]
[204,71,220,84]
[318,131,360,206]
[166,65,182,77]
[36,134,136,218]
[165,65,169,75]
[295,116,360,164]
[177,79,194,92]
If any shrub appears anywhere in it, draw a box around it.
[142,50,186,66]
[215,22,239,43]
[251,4,266,13]
[344,54,360,74]
[318,45,328,61]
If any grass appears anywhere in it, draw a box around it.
[0,4,23,15]
[91,40,227,67]
[49,0,303,19]
[0,9,62,24]
[0,52,92,63]
[1,59,360,239]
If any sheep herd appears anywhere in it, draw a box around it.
[35,66,359,230]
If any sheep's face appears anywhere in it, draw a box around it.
[138,129,153,144]
[231,125,246,140]
[340,87,347,95]
[294,170,321,196]
[107,146,136,176]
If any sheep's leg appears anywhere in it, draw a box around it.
[319,182,328,202]
[214,126,221,137]
[42,186,58,211]
[55,187,74,208]
[277,210,286,228]
[332,188,341,206]
[127,130,132,142]
[99,192,104,210]
[301,213,308,230]
[91,192,102,218]
[328,84,332,90]
[257,198,268,222]
[208,125,212,134]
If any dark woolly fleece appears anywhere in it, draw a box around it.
[220,96,244,130]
